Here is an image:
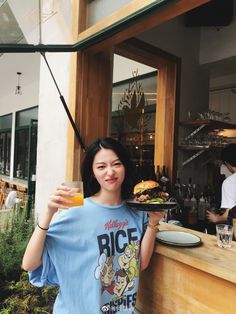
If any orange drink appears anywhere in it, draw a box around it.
[63,192,84,207]
[62,181,84,207]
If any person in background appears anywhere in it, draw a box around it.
[207,143,236,224]
[22,137,164,314]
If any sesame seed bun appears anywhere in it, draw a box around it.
[133,180,160,195]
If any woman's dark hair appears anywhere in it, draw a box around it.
[81,137,134,199]
[221,143,236,167]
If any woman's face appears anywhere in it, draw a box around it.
[92,148,125,194]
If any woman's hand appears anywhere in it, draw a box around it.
[147,211,166,225]
[47,185,74,214]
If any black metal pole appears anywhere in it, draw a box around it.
[40,52,86,152]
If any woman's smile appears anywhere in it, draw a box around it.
[105,177,118,184]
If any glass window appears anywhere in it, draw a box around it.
[14,107,38,180]
[87,0,132,27]
[111,70,157,183]
[16,106,38,127]
[0,114,12,129]
[0,114,12,176]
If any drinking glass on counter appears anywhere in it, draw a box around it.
[62,181,84,206]
[216,224,233,248]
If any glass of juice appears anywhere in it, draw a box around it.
[62,181,84,207]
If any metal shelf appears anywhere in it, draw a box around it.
[178,119,236,166]
[179,119,236,129]
[178,145,210,151]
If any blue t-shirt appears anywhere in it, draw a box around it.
[29,198,147,314]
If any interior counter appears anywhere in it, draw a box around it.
[136,223,236,314]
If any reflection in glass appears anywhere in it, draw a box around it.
[111,69,157,183]
[0,114,12,176]
[14,107,38,180]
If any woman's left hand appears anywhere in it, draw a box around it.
[147,211,166,225]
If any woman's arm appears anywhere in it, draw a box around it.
[22,185,73,271]
[140,211,165,271]
[22,209,55,271]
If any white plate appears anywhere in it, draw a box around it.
[156,230,201,247]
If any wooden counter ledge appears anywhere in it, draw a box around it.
[137,223,236,314]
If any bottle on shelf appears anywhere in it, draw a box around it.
[155,165,161,184]
[187,177,193,199]
[188,193,198,226]
[183,190,192,227]
[160,165,170,193]
[173,178,182,201]
[198,193,206,222]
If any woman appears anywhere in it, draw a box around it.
[22,137,164,313]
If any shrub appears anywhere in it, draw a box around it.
[0,272,58,314]
[0,204,34,283]
[0,200,58,312]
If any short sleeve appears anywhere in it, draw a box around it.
[221,177,236,209]
[28,245,59,287]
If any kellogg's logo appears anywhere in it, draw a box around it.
[104,219,128,231]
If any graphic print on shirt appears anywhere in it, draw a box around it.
[94,219,141,313]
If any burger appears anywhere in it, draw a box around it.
[133,180,169,203]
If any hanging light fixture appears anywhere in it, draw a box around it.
[15,72,22,95]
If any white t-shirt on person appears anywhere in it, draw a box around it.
[221,172,236,209]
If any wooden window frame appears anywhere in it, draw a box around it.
[67,0,209,182]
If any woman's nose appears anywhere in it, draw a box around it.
[107,166,114,175]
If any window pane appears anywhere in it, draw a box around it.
[30,126,38,177]
[0,133,5,173]
[0,131,11,175]
[5,132,11,176]
[0,114,12,130]
[111,69,157,183]
[16,107,38,127]
[15,108,38,181]
[15,129,29,179]
[87,0,132,27]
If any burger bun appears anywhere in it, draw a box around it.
[133,180,160,195]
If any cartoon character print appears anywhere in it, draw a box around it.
[95,241,140,299]
[95,253,115,294]
[113,268,134,297]
[118,241,139,285]
[95,220,142,313]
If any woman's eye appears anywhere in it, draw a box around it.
[97,166,105,170]
[114,162,122,167]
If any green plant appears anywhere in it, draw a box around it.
[0,204,34,283]
[0,203,58,313]
[0,272,58,314]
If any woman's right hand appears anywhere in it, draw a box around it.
[47,185,74,214]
